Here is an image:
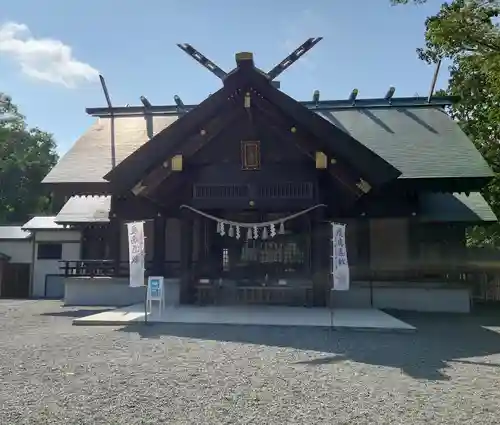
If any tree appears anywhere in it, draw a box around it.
[394,0,500,246]
[0,94,59,223]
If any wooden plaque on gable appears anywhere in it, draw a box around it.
[241,141,261,170]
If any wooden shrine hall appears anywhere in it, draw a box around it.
[44,39,496,312]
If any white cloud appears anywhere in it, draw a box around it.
[0,22,99,88]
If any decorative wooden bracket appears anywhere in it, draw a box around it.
[356,178,371,194]
[131,181,146,196]
[315,151,327,169]
[170,154,183,171]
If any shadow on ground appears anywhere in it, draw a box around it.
[40,308,113,318]
[117,307,500,381]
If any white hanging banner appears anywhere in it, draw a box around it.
[331,223,350,291]
[127,221,145,287]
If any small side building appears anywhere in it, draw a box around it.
[22,217,81,298]
[0,218,82,299]
[0,226,33,298]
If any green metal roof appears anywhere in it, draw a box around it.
[319,107,493,179]
[43,104,493,185]
[420,192,497,223]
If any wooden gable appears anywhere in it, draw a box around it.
[104,53,401,208]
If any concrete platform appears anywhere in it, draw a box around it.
[73,304,416,332]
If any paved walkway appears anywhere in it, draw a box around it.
[73,304,416,331]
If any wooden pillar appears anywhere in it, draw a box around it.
[356,217,371,273]
[108,218,121,275]
[311,208,327,307]
[408,218,421,263]
[179,214,194,304]
[152,215,166,275]
[108,196,122,275]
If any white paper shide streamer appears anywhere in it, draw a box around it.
[331,223,350,291]
[127,221,145,287]
[180,204,326,241]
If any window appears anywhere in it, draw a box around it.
[37,243,62,260]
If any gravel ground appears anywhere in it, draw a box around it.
[1,300,500,424]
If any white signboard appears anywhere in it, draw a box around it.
[147,276,165,314]
[331,223,350,291]
[127,221,145,287]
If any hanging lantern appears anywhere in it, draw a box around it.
[279,221,285,234]
[236,225,241,239]
[270,223,276,238]
[262,226,268,240]
[220,222,226,236]
[228,225,234,237]
[253,226,259,239]
[246,227,252,240]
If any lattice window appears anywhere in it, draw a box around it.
[193,185,249,199]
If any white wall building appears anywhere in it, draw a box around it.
[0,217,81,299]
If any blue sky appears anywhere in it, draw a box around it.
[0,0,448,154]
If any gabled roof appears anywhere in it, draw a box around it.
[104,60,400,194]
[42,103,493,187]
[104,84,232,190]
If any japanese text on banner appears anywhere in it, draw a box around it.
[127,221,145,287]
[332,223,350,291]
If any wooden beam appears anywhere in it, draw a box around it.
[252,98,365,198]
[246,74,401,187]
[144,173,189,210]
[139,106,244,197]
[253,114,360,205]
[152,215,166,275]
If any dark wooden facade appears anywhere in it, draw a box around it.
[93,53,402,306]
[50,51,496,307]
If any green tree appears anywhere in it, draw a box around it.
[0,94,59,223]
[394,0,500,246]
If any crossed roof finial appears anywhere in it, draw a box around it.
[176,37,323,82]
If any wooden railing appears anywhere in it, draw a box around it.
[59,260,181,278]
